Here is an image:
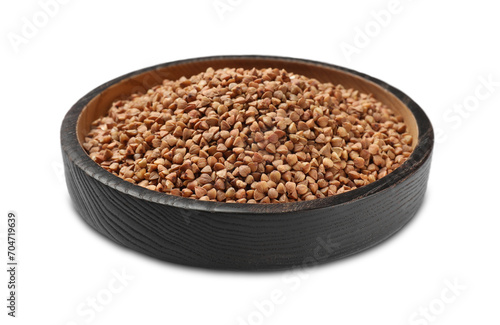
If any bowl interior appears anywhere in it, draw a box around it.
[76,57,418,149]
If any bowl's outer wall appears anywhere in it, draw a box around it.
[61,55,433,270]
[63,148,431,270]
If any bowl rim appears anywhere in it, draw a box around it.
[61,55,434,214]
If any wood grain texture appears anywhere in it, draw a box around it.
[61,55,434,270]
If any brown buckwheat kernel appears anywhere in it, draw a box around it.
[84,67,413,203]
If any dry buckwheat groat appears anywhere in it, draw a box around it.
[84,67,413,203]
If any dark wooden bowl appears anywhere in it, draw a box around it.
[61,55,433,270]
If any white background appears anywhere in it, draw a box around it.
[1,0,499,324]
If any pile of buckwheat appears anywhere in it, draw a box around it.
[83,67,413,203]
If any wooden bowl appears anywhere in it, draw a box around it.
[61,56,433,270]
